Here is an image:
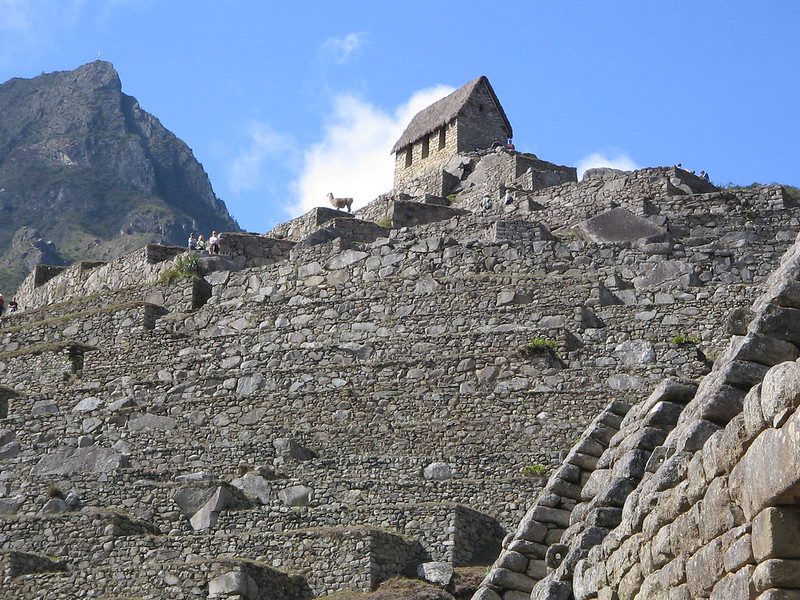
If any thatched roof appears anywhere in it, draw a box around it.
[391,76,512,154]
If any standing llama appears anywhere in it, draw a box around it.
[327,192,353,213]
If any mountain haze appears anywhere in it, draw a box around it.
[0,61,240,292]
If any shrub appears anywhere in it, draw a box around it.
[159,253,199,284]
[528,337,558,351]
[671,335,699,345]
[376,216,392,228]
[520,464,549,477]
[47,484,64,499]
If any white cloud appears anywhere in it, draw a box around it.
[289,84,455,216]
[320,32,365,64]
[227,122,297,194]
[576,151,638,180]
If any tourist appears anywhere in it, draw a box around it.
[504,190,514,205]
[703,171,710,181]
[0,294,4,317]
[505,138,516,150]
[8,299,18,313]
[481,196,492,210]
[209,231,220,255]
[196,235,207,253]
[188,233,197,251]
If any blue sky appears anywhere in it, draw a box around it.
[1,1,799,233]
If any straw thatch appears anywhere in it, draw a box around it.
[390,75,512,154]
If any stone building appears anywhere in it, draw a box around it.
[391,75,513,196]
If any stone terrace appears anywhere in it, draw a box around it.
[1,157,799,599]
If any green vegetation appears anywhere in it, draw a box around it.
[47,484,64,499]
[520,464,549,477]
[670,335,699,345]
[528,337,558,351]
[159,253,199,284]
[376,216,392,228]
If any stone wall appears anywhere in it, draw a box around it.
[393,120,459,196]
[456,84,512,154]
[2,163,800,599]
[475,228,800,600]
[13,244,186,312]
[391,200,469,228]
[268,207,354,241]
[219,233,296,269]
[295,217,390,247]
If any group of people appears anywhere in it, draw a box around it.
[676,163,711,182]
[187,231,221,255]
[491,138,516,151]
[0,293,19,317]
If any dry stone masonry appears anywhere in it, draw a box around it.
[2,77,800,599]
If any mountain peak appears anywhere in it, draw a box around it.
[0,61,240,292]
[71,60,122,92]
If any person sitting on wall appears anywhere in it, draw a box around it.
[505,138,516,150]
[8,299,18,313]
[209,231,220,255]
[188,232,197,251]
[196,235,207,253]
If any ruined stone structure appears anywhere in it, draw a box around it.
[3,83,800,600]
[391,76,575,200]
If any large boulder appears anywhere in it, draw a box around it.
[73,397,102,412]
[208,571,259,599]
[127,413,176,432]
[231,472,272,504]
[33,447,129,475]
[423,462,453,480]
[614,341,655,365]
[574,208,665,244]
[0,496,24,516]
[273,438,316,462]
[189,486,233,530]
[278,485,312,507]
[236,373,265,397]
[172,486,218,518]
[633,260,697,290]
[417,562,454,586]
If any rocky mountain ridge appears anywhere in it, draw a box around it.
[0,60,240,293]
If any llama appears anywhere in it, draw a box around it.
[327,192,353,213]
